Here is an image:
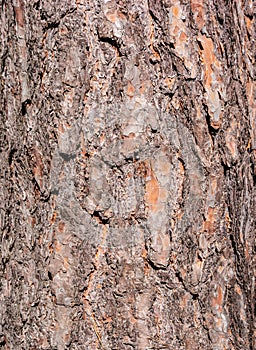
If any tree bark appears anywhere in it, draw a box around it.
[0,0,255,349]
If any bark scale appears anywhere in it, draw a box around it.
[0,1,255,349]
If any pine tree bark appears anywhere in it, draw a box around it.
[0,1,255,349]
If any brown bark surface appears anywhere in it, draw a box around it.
[0,0,255,349]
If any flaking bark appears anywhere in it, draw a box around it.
[0,1,255,349]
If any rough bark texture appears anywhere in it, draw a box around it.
[0,0,255,349]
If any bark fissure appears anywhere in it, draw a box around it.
[1,0,255,349]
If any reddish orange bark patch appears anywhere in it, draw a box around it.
[245,16,253,33]
[212,285,223,311]
[210,177,217,195]
[58,221,65,233]
[54,240,62,253]
[172,6,179,17]
[180,31,187,42]
[13,3,25,27]
[203,207,216,233]
[198,36,216,88]
[127,82,135,97]
[50,211,57,225]
[164,77,175,90]
[226,139,237,157]
[173,25,179,35]
[234,284,242,296]
[145,169,160,212]
[33,148,44,188]
[106,12,117,23]
[104,316,113,323]
[139,80,151,95]
[139,82,146,94]
[244,242,250,260]
[117,11,126,20]
[31,217,36,228]
[58,122,64,134]
[63,257,69,269]
[191,0,205,30]
[106,10,126,23]
[246,80,255,109]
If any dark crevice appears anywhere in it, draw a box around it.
[221,160,231,177]
[169,42,175,49]
[0,335,6,346]
[230,233,239,260]
[160,85,176,98]
[0,49,8,73]
[48,271,53,281]
[44,21,60,30]
[175,271,184,284]
[249,156,256,185]
[34,1,40,10]
[21,99,31,116]
[60,8,76,20]
[203,103,219,142]
[148,9,160,25]
[146,258,168,270]
[175,271,200,299]
[8,148,16,166]
[197,38,204,51]
[216,14,224,26]
[98,36,122,56]
[40,190,51,202]
[191,293,199,300]
[91,210,110,225]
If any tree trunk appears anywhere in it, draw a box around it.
[0,0,255,349]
